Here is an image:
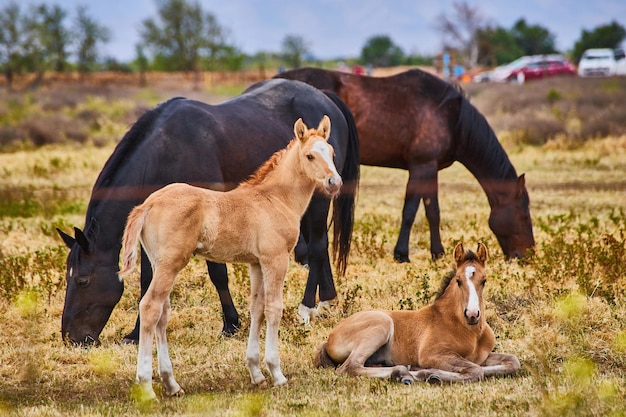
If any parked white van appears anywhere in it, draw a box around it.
[578,48,626,77]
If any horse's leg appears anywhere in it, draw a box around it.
[298,197,335,323]
[206,261,240,336]
[122,248,152,344]
[294,217,310,266]
[246,263,267,386]
[155,296,183,396]
[394,162,443,262]
[261,256,289,386]
[481,352,521,377]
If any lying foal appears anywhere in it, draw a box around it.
[315,242,520,383]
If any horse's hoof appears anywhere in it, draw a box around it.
[221,322,241,337]
[316,300,332,316]
[401,377,413,385]
[426,374,442,385]
[298,304,317,325]
[431,251,445,261]
[393,253,410,263]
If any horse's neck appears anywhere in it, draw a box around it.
[256,147,316,215]
[458,139,518,208]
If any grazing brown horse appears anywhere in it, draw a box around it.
[276,68,534,262]
[118,116,341,398]
[315,242,521,384]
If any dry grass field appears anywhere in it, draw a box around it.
[0,74,625,416]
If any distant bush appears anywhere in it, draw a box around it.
[467,76,626,144]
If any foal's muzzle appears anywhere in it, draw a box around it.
[464,308,480,325]
[324,174,343,196]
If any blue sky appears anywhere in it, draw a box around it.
[16,0,626,61]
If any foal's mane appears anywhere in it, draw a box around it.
[240,138,297,187]
[435,250,480,300]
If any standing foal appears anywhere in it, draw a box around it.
[316,242,520,383]
[119,116,342,398]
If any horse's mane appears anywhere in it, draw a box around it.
[92,97,186,191]
[435,250,480,300]
[240,138,297,187]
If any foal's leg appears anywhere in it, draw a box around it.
[481,352,521,377]
[409,355,485,383]
[330,313,413,384]
[261,256,289,386]
[246,263,267,386]
[123,249,153,344]
[155,296,183,396]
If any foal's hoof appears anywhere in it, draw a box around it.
[168,388,185,397]
[426,374,442,385]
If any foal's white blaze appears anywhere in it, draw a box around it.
[310,140,341,193]
[465,266,480,318]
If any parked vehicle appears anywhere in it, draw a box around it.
[473,55,576,84]
[578,48,626,77]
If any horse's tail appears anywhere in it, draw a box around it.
[118,204,150,279]
[323,90,360,276]
[313,342,337,368]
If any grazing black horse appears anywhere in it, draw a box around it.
[58,79,360,345]
[276,67,534,261]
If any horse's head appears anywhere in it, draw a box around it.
[488,174,535,260]
[441,242,489,326]
[58,227,123,346]
[294,115,343,196]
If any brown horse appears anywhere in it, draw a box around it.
[276,68,535,262]
[315,242,520,384]
[118,116,341,398]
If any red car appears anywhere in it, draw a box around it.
[504,55,577,84]
[476,54,577,84]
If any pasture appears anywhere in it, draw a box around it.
[0,75,625,416]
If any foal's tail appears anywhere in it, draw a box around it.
[323,90,360,276]
[314,342,337,368]
[118,204,150,279]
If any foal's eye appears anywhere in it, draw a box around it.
[456,279,462,287]
[306,154,314,160]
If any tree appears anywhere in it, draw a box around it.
[572,20,626,63]
[360,35,404,67]
[281,35,309,69]
[511,18,557,56]
[476,25,523,66]
[35,4,71,72]
[74,5,111,73]
[0,2,31,89]
[140,0,231,71]
[435,1,484,69]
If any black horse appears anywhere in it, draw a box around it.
[276,68,534,261]
[58,79,360,345]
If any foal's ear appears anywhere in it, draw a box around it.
[453,242,465,264]
[476,242,489,264]
[294,118,307,141]
[317,115,331,140]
